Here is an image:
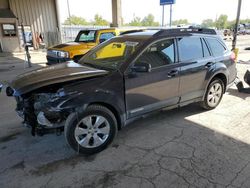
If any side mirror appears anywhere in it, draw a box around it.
[99,38,106,44]
[131,63,151,73]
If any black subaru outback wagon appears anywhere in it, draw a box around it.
[5,28,237,154]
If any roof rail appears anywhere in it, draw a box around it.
[154,28,217,37]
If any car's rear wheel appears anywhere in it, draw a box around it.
[200,78,224,110]
[65,105,117,154]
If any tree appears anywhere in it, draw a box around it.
[93,14,109,26]
[201,19,215,28]
[172,19,189,26]
[64,15,88,25]
[215,14,228,30]
[129,17,142,26]
[141,14,160,26]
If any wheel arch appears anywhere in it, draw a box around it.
[203,72,227,100]
[87,102,123,130]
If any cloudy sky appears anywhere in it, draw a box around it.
[58,0,250,24]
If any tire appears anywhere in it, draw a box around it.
[200,78,224,110]
[65,105,118,155]
[73,55,83,63]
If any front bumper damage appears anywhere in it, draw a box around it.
[14,90,81,136]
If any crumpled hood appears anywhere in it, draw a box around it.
[9,61,108,95]
[49,42,95,51]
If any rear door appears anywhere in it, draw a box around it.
[178,36,215,103]
[125,38,181,118]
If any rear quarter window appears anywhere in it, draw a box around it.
[206,38,227,56]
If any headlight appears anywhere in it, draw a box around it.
[57,51,69,58]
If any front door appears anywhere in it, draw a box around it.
[125,38,180,118]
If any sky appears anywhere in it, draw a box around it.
[58,0,250,25]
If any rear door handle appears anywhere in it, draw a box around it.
[205,62,214,68]
[168,70,178,78]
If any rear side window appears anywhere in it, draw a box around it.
[206,38,226,56]
[178,37,203,62]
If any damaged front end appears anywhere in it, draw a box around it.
[13,87,79,136]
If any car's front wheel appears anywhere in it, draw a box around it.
[200,78,224,110]
[65,105,117,154]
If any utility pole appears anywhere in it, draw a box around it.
[162,5,165,26]
[232,0,242,50]
[67,0,73,40]
[169,4,173,27]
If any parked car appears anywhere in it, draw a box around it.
[5,28,237,154]
[46,28,139,65]
[223,29,232,36]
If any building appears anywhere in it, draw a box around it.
[0,0,60,52]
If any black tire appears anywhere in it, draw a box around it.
[73,55,83,63]
[200,78,224,110]
[65,105,117,155]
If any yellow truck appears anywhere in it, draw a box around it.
[46,28,140,65]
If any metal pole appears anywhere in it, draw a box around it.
[170,4,173,27]
[21,24,31,68]
[162,5,165,26]
[67,0,73,40]
[232,0,242,50]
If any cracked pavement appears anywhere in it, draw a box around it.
[0,38,250,187]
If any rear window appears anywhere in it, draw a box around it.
[178,37,203,62]
[206,38,226,56]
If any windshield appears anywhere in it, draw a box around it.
[75,30,96,42]
[79,38,142,70]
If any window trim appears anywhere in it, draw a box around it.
[1,23,17,38]
[201,38,212,57]
[126,37,177,72]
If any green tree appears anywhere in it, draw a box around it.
[141,14,159,26]
[93,14,109,26]
[215,14,228,29]
[201,19,215,28]
[129,17,142,26]
[64,15,88,25]
[172,19,189,26]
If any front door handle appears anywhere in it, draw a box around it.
[205,62,214,68]
[168,70,178,78]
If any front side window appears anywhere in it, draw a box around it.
[2,24,16,37]
[75,30,96,42]
[178,37,203,62]
[206,38,226,56]
[135,39,175,69]
[80,38,141,70]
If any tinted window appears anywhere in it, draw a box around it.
[178,37,203,62]
[202,39,211,57]
[206,38,226,56]
[100,32,115,40]
[135,39,175,69]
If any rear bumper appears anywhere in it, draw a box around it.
[46,56,71,65]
